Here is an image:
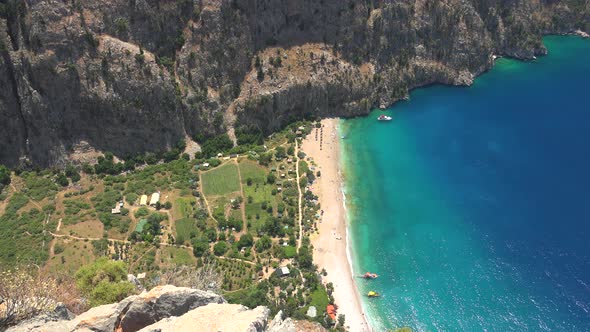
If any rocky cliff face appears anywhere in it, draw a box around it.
[7,285,308,332]
[0,0,588,166]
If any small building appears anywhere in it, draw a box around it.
[217,153,223,158]
[140,195,148,206]
[326,305,337,321]
[276,266,290,277]
[230,154,238,158]
[111,204,121,214]
[203,162,210,168]
[137,272,146,279]
[306,306,317,318]
[149,192,160,206]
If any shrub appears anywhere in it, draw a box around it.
[0,268,81,327]
[213,242,228,256]
[56,173,69,187]
[0,165,10,186]
[134,207,149,218]
[75,258,136,307]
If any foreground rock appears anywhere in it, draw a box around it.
[7,285,312,332]
[7,285,224,332]
[138,303,270,332]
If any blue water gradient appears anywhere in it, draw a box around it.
[341,36,590,331]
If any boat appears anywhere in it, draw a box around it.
[362,272,378,279]
[367,291,380,298]
[377,114,392,121]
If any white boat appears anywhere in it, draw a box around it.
[377,114,392,121]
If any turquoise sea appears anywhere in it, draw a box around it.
[341,36,590,331]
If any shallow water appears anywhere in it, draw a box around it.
[341,36,590,331]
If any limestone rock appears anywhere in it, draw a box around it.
[118,285,224,332]
[6,285,224,332]
[138,303,269,332]
[267,310,296,332]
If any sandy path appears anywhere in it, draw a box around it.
[302,119,371,331]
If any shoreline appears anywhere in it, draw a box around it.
[301,118,371,331]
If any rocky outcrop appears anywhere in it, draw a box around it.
[266,310,296,332]
[138,303,269,332]
[0,0,588,166]
[7,286,304,332]
[7,285,224,332]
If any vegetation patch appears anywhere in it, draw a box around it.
[174,218,197,245]
[201,163,241,196]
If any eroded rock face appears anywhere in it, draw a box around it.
[6,285,224,332]
[0,0,587,166]
[138,303,270,332]
[118,285,225,332]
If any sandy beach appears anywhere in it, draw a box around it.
[301,118,371,331]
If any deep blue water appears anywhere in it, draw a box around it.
[341,36,590,331]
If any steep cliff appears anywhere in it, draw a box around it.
[0,0,588,166]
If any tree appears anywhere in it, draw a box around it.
[74,258,136,307]
[201,134,233,158]
[338,314,346,327]
[275,146,286,160]
[64,164,81,182]
[258,153,272,166]
[0,165,10,186]
[56,173,69,187]
[205,228,217,242]
[238,233,254,248]
[266,173,276,184]
[192,238,209,257]
[255,235,272,251]
[296,246,313,269]
[213,242,228,256]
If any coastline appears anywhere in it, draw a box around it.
[301,118,371,331]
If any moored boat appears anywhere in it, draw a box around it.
[367,291,380,297]
[377,114,392,121]
[362,272,378,279]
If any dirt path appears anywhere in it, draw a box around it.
[128,246,155,272]
[217,255,256,266]
[199,171,219,225]
[295,140,304,250]
[49,231,130,243]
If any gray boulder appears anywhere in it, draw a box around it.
[138,303,270,332]
[6,285,224,332]
[267,310,296,332]
[119,285,224,332]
